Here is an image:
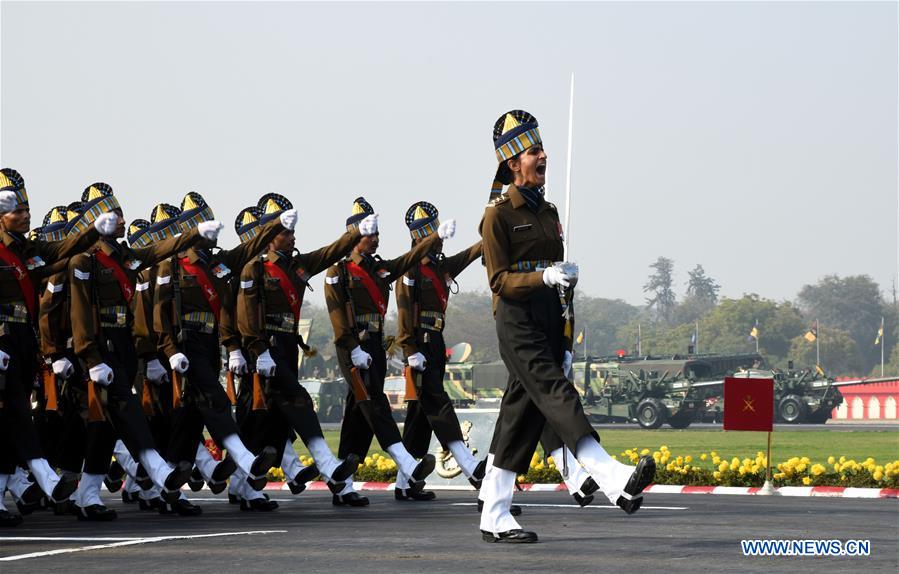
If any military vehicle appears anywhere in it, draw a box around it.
[444,352,764,429]
[730,366,899,424]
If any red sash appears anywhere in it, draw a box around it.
[264,260,302,323]
[345,261,386,317]
[95,250,134,304]
[418,264,448,312]
[178,257,221,320]
[0,243,36,319]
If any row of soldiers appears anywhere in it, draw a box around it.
[0,167,507,525]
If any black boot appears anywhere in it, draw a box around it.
[161,499,203,516]
[407,454,436,491]
[75,504,117,521]
[288,463,320,495]
[104,461,125,493]
[187,468,205,492]
[573,477,598,507]
[162,461,194,504]
[121,490,140,504]
[208,456,238,494]
[481,529,538,543]
[246,447,277,491]
[50,473,78,504]
[240,497,278,512]
[16,482,44,515]
[468,459,487,489]
[0,510,23,527]
[332,492,369,507]
[616,456,656,515]
[395,488,436,501]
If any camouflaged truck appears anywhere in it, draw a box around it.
[443,353,765,429]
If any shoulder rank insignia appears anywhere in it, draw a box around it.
[211,263,231,279]
[25,256,46,270]
[489,195,510,207]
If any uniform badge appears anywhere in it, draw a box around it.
[125,259,142,270]
[25,256,45,270]
[557,222,564,240]
[295,268,310,283]
[211,263,231,278]
[376,269,389,279]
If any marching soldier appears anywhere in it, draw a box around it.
[0,168,116,514]
[478,111,655,543]
[66,183,222,519]
[153,192,294,497]
[237,194,374,507]
[323,197,453,506]
[394,201,485,501]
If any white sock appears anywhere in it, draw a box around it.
[395,466,409,492]
[7,467,33,499]
[229,468,246,499]
[74,473,104,507]
[478,465,521,534]
[282,440,302,480]
[139,449,174,489]
[386,442,418,478]
[0,474,9,511]
[238,472,265,501]
[575,436,635,504]
[448,440,479,478]
[139,484,161,501]
[221,434,256,475]
[114,440,139,476]
[338,479,356,496]
[551,447,593,496]
[195,443,218,482]
[307,437,340,479]
[477,453,496,503]
[124,475,140,494]
[27,458,60,498]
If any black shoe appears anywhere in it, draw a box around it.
[246,447,277,491]
[0,510,23,527]
[228,493,241,505]
[161,499,203,516]
[207,455,238,494]
[616,456,656,515]
[121,490,140,504]
[134,464,154,491]
[331,453,359,483]
[288,464,320,495]
[75,504,117,521]
[187,468,205,492]
[481,529,538,543]
[476,499,522,516]
[138,497,165,511]
[50,473,78,504]
[16,482,44,515]
[407,453,436,491]
[395,488,436,501]
[573,477,598,507]
[468,459,487,489]
[104,461,125,493]
[240,497,279,512]
[162,461,193,504]
[332,492,369,507]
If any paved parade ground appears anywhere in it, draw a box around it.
[1,490,896,573]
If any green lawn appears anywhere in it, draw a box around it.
[292,427,899,468]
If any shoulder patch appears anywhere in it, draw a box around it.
[135,281,150,292]
[46,281,64,294]
[325,275,339,285]
[156,275,171,285]
[402,276,415,286]
[73,269,90,281]
[240,279,254,289]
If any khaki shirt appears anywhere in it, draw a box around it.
[38,267,71,358]
[132,266,158,359]
[69,228,201,369]
[395,240,482,358]
[324,233,441,353]
[153,219,285,359]
[238,229,360,356]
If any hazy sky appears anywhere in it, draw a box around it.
[2,1,896,308]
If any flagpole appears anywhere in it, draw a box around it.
[881,316,885,377]
[815,318,820,367]
[637,323,642,356]
[583,326,588,360]
[695,320,699,354]
[563,72,575,261]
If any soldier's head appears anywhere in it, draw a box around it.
[178,192,215,246]
[492,110,547,194]
[256,193,295,253]
[69,182,122,239]
[0,168,30,233]
[356,231,379,256]
[405,201,439,248]
[347,197,378,255]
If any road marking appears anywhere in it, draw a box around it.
[185,497,295,502]
[0,530,287,562]
[450,502,688,510]
[0,537,141,542]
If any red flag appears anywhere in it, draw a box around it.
[723,377,774,432]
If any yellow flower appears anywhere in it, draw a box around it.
[827,456,835,465]
[811,464,825,476]
[640,448,650,456]
[731,457,741,469]
[660,445,669,452]
[684,455,693,464]
[364,456,373,465]
[713,471,721,480]
[719,462,730,472]
[873,470,884,481]
[546,456,555,466]
[833,463,841,473]
[712,456,721,465]
[802,477,811,486]
[700,453,708,461]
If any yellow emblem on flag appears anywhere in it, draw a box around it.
[742,395,756,413]
[815,365,825,376]
[750,326,759,339]
[875,325,884,346]
[576,330,584,345]
[804,331,817,342]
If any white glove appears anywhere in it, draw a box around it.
[562,350,573,379]
[198,220,225,241]
[169,353,190,374]
[280,208,298,230]
[145,359,168,383]
[407,352,427,372]
[0,191,17,213]
[350,346,372,370]
[256,350,276,377]
[94,212,118,236]
[0,349,10,371]
[437,219,456,240]
[359,214,378,236]
[229,350,248,374]
[89,363,114,386]
[542,266,571,288]
[51,358,75,379]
